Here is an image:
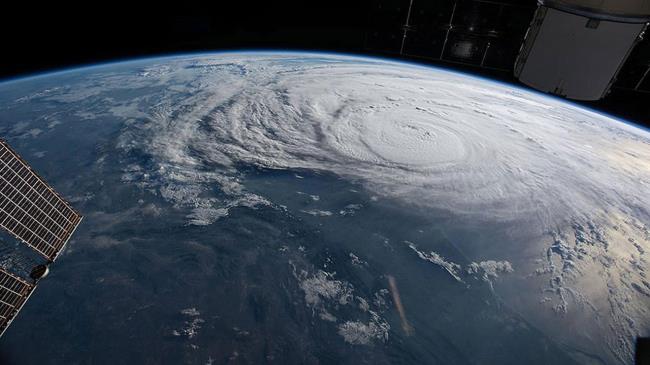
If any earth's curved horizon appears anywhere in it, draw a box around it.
[0,51,648,364]
[4,50,645,131]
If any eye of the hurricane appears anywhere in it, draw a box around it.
[329,111,468,167]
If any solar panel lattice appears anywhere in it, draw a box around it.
[0,140,82,261]
[0,268,34,335]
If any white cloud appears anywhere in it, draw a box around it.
[466,260,514,281]
[406,241,463,283]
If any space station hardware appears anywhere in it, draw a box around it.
[514,0,649,100]
[0,139,82,337]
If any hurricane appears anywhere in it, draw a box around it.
[118,54,650,228]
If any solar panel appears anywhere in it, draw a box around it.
[0,268,34,337]
[0,139,82,262]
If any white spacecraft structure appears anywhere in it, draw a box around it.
[515,0,650,100]
[0,139,82,337]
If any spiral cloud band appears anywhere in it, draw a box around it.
[117,54,650,229]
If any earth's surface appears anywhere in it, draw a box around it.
[0,52,648,364]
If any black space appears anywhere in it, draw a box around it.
[0,3,369,78]
[1,1,648,127]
